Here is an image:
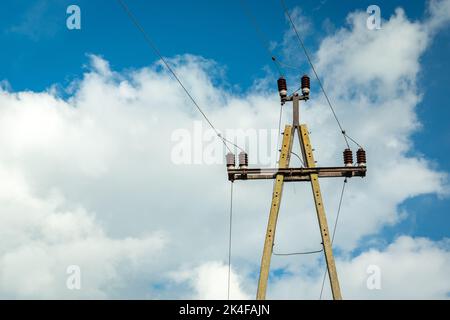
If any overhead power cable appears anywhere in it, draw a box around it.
[273,248,323,256]
[239,0,308,79]
[227,182,234,300]
[275,104,284,164]
[222,136,246,153]
[277,60,302,70]
[238,0,284,76]
[290,151,305,167]
[279,0,365,149]
[117,0,240,153]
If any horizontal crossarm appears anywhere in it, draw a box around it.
[227,166,366,181]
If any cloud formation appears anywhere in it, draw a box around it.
[269,236,450,299]
[0,1,449,299]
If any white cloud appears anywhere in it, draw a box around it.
[7,0,62,41]
[281,7,312,65]
[284,5,449,249]
[316,8,428,94]
[269,236,450,299]
[171,261,250,300]
[0,160,166,298]
[426,0,450,32]
[0,1,449,299]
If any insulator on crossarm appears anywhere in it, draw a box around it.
[356,148,366,167]
[226,152,236,168]
[239,151,248,169]
[301,74,310,96]
[343,148,353,167]
[277,77,288,101]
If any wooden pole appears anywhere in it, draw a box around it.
[256,125,293,300]
[299,124,342,300]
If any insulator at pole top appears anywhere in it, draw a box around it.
[301,74,310,96]
[277,77,288,102]
[343,148,353,167]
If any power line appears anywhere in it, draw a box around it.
[291,151,305,167]
[279,0,357,149]
[319,178,347,299]
[227,182,234,300]
[238,0,284,76]
[242,0,364,150]
[343,132,363,149]
[273,248,323,256]
[239,0,305,78]
[276,104,284,164]
[277,60,302,70]
[222,135,245,153]
[116,0,236,153]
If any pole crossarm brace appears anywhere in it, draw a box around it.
[227,166,366,182]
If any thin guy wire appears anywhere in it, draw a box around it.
[227,182,234,300]
[117,0,235,152]
[222,136,246,153]
[279,0,351,148]
[344,132,363,149]
[239,0,284,76]
[291,151,305,167]
[276,105,284,164]
[273,248,323,256]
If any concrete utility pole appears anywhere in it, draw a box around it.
[225,75,367,300]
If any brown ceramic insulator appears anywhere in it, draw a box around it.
[301,74,310,92]
[226,152,236,168]
[356,148,366,166]
[343,148,353,166]
[239,151,248,168]
[277,77,287,98]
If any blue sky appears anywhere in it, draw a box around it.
[1,0,448,245]
[0,0,449,299]
[0,0,440,90]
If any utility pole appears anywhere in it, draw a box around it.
[225,75,367,300]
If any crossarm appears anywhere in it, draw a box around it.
[227,166,366,181]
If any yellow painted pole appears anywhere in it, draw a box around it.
[299,125,342,300]
[256,125,293,300]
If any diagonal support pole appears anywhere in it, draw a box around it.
[256,125,293,300]
[299,124,342,300]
